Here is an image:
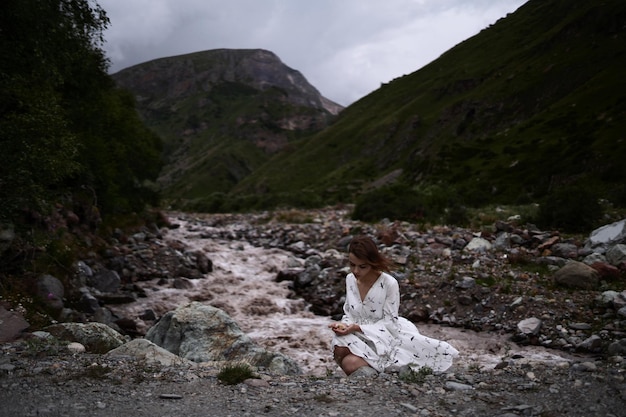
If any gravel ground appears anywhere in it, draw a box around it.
[2,208,625,416]
[1,342,624,417]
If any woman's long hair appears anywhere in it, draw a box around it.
[348,235,393,272]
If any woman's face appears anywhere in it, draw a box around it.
[348,253,374,280]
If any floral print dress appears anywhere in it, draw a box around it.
[331,272,459,372]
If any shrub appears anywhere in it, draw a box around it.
[352,183,469,226]
[398,365,433,384]
[352,183,423,222]
[534,185,603,233]
[217,362,256,385]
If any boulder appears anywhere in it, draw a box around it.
[517,317,542,335]
[550,243,579,259]
[107,339,195,367]
[193,251,213,274]
[145,302,301,375]
[464,237,492,252]
[0,306,30,342]
[553,261,599,290]
[67,261,91,298]
[607,338,626,356]
[587,219,626,247]
[35,274,64,311]
[606,244,626,267]
[88,269,121,293]
[44,322,126,353]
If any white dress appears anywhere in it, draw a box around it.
[331,272,459,373]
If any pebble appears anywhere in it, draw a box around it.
[67,342,86,354]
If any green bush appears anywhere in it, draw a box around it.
[352,183,469,226]
[398,365,433,384]
[352,184,421,222]
[534,185,603,233]
[217,362,256,385]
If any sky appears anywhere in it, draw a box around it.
[98,0,527,106]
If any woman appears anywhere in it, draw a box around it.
[329,235,459,376]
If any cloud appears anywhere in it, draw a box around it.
[98,0,526,105]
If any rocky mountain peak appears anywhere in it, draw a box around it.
[113,48,342,115]
[111,48,343,198]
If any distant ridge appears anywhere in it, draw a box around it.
[112,49,343,201]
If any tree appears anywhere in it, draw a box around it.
[0,0,162,227]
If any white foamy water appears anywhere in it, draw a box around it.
[110,217,336,375]
[110,216,578,375]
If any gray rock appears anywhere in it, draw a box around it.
[464,237,492,252]
[0,306,30,342]
[493,232,511,250]
[606,244,626,266]
[79,291,100,314]
[517,317,542,335]
[551,243,579,259]
[146,302,301,375]
[577,335,603,352]
[568,322,592,331]
[587,218,626,247]
[582,252,606,265]
[75,261,93,278]
[66,262,91,299]
[553,261,599,290]
[193,251,212,274]
[139,309,157,321]
[445,381,473,391]
[35,274,65,311]
[45,322,126,353]
[607,338,626,356]
[535,256,568,267]
[88,269,121,293]
[93,307,116,325]
[172,277,193,289]
[596,291,622,308]
[614,291,626,309]
[571,361,598,372]
[455,276,476,289]
[107,339,195,367]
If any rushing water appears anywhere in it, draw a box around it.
[110,215,577,375]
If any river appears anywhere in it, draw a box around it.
[111,215,577,376]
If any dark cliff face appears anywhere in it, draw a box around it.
[111,49,343,200]
[113,48,342,116]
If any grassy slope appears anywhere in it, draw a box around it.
[234,0,626,206]
[113,50,337,202]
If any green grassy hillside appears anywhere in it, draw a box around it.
[112,49,342,204]
[232,0,626,213]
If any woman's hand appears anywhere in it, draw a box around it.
[328,322,358,335]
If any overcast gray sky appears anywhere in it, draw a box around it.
[99,0,526,106]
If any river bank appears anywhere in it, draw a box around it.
[2,207,625,415]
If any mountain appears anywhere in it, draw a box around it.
[115,0,626,214]
[232,0,626,209]
[112,49,343,204]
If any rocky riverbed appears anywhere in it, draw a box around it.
[0,324,624,417]
[1,206,626,416]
